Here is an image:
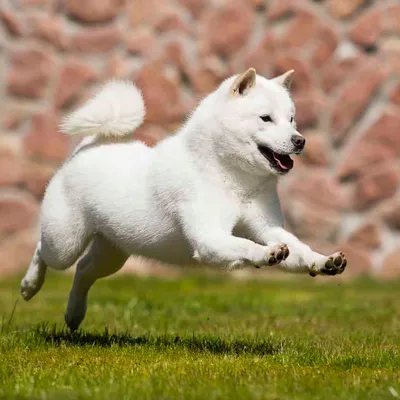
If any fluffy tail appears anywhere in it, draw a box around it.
[60,80,145,138]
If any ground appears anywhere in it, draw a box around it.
[0,270,399,399]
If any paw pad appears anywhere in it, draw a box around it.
[267,244,289,266]
[309,252,347,277]
[322,252,347,276]
[268,256,276,265]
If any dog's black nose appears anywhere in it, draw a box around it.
[291,135,305,150]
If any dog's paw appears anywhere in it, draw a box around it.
[65,311,86,332]
[268,243,290,266]
[21,277,43,301]
[254,243,289,268]
[309,251,347,277]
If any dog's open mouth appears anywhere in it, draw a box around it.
[258,145,294,173]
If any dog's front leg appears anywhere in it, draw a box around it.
[262,227,347,276]
[192,232,289,269]
[181,202,289,270]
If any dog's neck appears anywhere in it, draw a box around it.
[217,158,277,202]
[179,113,277,202]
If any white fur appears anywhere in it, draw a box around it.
[21,69,346,331]
[60,80,145,138]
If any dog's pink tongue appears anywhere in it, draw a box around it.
[273,153,288,170]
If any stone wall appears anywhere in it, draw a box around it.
[0,0,399,277]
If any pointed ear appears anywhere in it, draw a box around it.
[273,69,295,90]
[230,68,256,96]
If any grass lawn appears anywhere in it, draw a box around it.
[0,270,399,399]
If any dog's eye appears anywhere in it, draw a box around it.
[260,115,273,123]
[290,116,294,123]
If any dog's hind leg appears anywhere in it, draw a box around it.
[22,179,92,300]
[64,234,128,331]
[21,241,48,301]
[21,223,90,301]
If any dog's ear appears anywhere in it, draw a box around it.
[231,68,256,96]
[273,69,295,90]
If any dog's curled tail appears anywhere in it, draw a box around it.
[60,80,145,138]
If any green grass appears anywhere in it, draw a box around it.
[0,271,399,399]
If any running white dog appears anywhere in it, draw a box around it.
[21,68,347,331]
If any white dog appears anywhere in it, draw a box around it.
[21,68,347,331]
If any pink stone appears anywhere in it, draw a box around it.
[339,243,372,276]
[134,125,168,147]
[0,196,38,236]
[293,91,323,130]
[347,222,382,249]
[178,0,208,18]
[354,165,400,210]
[135,62,185,124]
[29,15,68,49]
[126,29,157,57]
[281,10,321,48]
[337,141,396,180]
[382,249,400,278]
[273,55,313,93]
[7,48,54,98]
[71,26,121,53]
[328,0,367,18]
[301,132,328,167]
[65,0,122,23]
[54,60,99,109]
[0,9,23,36]
[390,82,400,105]
[24,111,69,161]
[331,62,384,142]
[0,141,22,187]
[22,161,56,198]
[201,1,254,56]
[350,8,383,47]
[322,56,365,93]
[0,230,37,276]
[266,0,297,21]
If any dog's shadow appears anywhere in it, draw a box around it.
[38,325,281,356]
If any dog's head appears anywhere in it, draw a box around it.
[212,68,304,177]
